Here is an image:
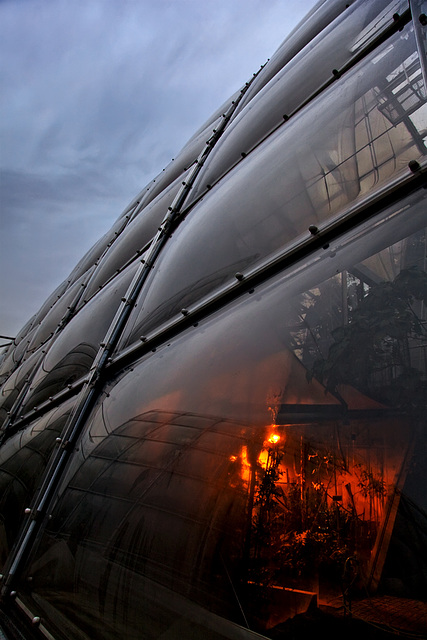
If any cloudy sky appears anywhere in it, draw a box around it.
[0,0,318,340]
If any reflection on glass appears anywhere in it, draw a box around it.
[0,400,74,569]
[19,263,138,413]
[1,3,426,638]
[187,0,411,208]
[12,192,426,639]
[119,28,427,348]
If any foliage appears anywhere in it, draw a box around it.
[247,442,373,586]
[355,466,387,499]
[309,267,427,411]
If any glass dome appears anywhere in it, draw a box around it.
[0,1,426,638]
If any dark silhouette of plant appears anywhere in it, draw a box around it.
[309,267,427,412]
[248,441,371,586]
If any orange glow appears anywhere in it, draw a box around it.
[268,433,281,444]
[258,449,269,469]
[240,446,251,482]
[229,455,237,462]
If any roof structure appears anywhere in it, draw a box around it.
[0,1,426,638]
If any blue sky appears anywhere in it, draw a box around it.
[0,0,318,338]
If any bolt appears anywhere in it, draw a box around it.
[408,160,421,173]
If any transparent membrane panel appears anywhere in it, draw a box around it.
[66,216,129,286]
[129,113,226,218]
[233,0,361,113]
[0,315,36,379]
[25,271,94,355]
[187,0,411,207]
[0,330,39,386]
[0,398,75,571]
[13,189,427,639]
[0,351,41,426]
[119,26,427,349]
[19,262,138,414]
[182,90,242,151]
[411,0,427,88]
[0,341,30,388]
[0,279,71,383]
[30,280,71,332]
[0,270,95,387]
[81,171,190,302]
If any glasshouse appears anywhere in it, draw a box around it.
[0,0,426,638]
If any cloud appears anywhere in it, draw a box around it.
[0,0,318,337]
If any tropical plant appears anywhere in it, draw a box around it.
[309,267,427,411]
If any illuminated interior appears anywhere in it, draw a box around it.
[0,1,426,638]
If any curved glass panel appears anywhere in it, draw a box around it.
[5,325,40,374]
[182,89,242,148]
[0,346,23,385]
[120,29,427,348]
[0,399,74,569]
[132,153,196,215]
[81,171,190,302]
[169,115,224,167]
[0,314,36,380]
[0,352,40,426]
[8,315,36,351]
[19,263,138,413]
[186,0,411,206]
[411,0,427,87]
[30,279,71,330]
[14,190,426,639]
[66,216,129,285]
[1,274,85,381]
[234,0,361,113]
[26,272,92,354]
[127,91,239,218]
